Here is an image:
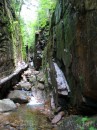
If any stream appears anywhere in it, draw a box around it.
[0,104,53,130]
[0,68,55,130]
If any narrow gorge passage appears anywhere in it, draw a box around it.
[1,0,97,130]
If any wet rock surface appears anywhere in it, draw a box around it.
[0,68,54,130]
[0,106,53,130]
[31,87,46,103]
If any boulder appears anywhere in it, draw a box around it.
[28,75,37,84]
[15,81,31,91]
[37,71,45,83]
[8,90,29,104]
[37,83,45,90]
[0,99,17,112]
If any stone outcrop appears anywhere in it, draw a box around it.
[8,90,29,104]
[46,0,97,113]
[56,115,97,130]
[0,65,28,99]
[0,0,22,78]
[15,81,32,91]
[33,27,49,70]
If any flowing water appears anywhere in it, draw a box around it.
[0,68,56,130]
[0,104,53,130]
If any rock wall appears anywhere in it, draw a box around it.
[34,27,49,70]
[47,0,97,112]
[0,0,22,78]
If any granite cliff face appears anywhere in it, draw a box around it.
[0,0,22,78]
[46,0,97,113]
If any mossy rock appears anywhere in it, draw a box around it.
[57,115,97,130]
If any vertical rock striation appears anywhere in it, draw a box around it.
[47,0,97,113]
[0,0,22,78]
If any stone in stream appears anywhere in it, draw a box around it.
[24,69,32,76]
[37,71,45,83]
[37,83,45,90]
[52,111,65,124]
[0,99,17,112]
[8,90,29,104]
[15,81,32,91]
[28,75,37,84]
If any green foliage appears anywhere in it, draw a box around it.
[19,0,56,56]
[38,0,56,28]
[76,116,97,130]
[89,127,96,130]
[11,0,56,61]
[81,117,89,123]
[20,19,37,48]
[11,0,23,15]
[11,0,37,59]
[8,21,19,34]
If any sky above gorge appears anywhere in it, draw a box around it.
[20,0,39,22]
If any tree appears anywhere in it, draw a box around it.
[38,0,56,28]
